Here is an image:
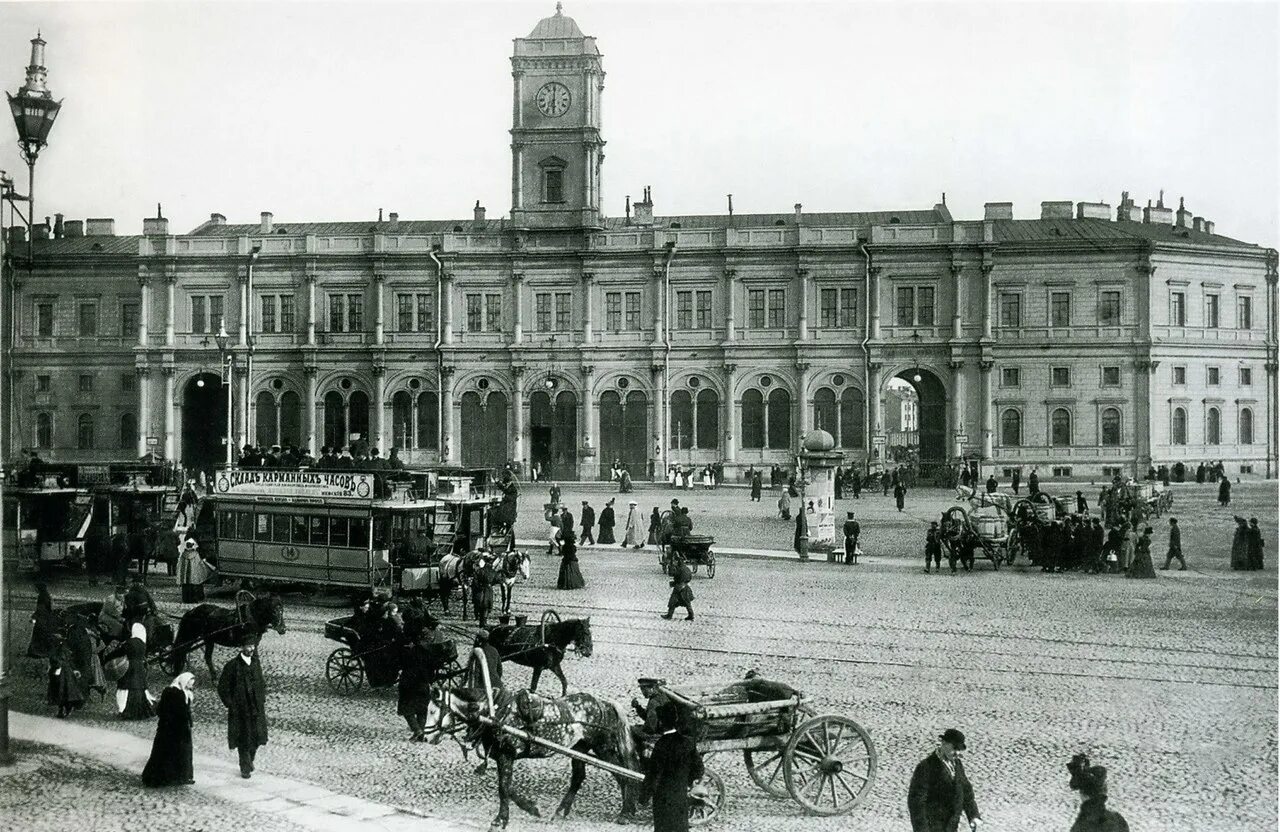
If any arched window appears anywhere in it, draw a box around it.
[1050,408,1072,447]
[670,390,693,450]
[119,413,137,450]
[323,391,345,450]
[741,389,764,449]
[77,414,95,450]
[348,391,370,445]
[255,391,278,447]
[1100,407,1121,447]
[839,387,865,448]
[1171,407,1187,445]
[392,391,413,450]
[1206,407,1221,445]
[36,413,52,449]
[279,391,301,447]
[1240,407,1254,445]
[695,389,719,450]
[1001,409,1022,447]
[417,391,439,450]
[767,389,792,449]
[813,388,838,436]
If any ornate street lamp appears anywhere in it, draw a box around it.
[7,32,62,226]
[214,322,234,466]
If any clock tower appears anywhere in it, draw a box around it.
[510,4,605,229]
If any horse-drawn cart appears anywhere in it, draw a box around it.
[942,505,1008,569]
[323,615,463,694]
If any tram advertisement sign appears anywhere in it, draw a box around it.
[215,469,374,499]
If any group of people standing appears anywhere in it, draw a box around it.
[1230,516,1267,571]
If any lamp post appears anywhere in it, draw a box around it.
[215,322,233,467]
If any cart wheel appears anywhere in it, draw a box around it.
[688,767,726,827]
[706,553,716,579]
[744,746,788,798]
[782,715,877,816]
[326,648,364,694]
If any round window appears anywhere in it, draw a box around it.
[688,376,701,389]
[833,374,845,386]
[478,378,490,390]
[760,375,773,387]
[272,379,284,390]
[340,378,353,390]
[409,378,421,390]
[618,378,630,390]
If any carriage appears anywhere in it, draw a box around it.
[941,505,1009,569]
[1100,481,1172,527]
[659,533,717,579]
[323,614,462,694]
[1004,493,1069,565]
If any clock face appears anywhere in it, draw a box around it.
[535,82,571,118]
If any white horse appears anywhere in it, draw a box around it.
[496,549,531,617]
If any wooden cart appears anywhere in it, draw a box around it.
[943,505,1008,569]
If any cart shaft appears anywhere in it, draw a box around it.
[474,714,645,782]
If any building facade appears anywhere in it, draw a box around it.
[4,8,1278,481]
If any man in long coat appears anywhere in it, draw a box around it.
[579,501,596,546]
[907,728,982,832]
[640,702,704,832]
[597,499,617,544]
[218,638,268,778]
[622,501,645,548]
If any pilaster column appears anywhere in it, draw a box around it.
[442,272,454,345]
[136,270,151,347]
[1132,359,1160,472]
[981,263,994,339]
[162,367,176,461]
[512,272,524,344]
[723,364,738,464]
[867,362,882,461]
[797,362,812,438]
[651,363,665,474]
[512,367,525,465]
[724,268,737,341]
[950,263,964,340]
[797,268,810,341]
[869,267,882,340]
[136,367,150,457]
[651,268,664,345]
[948,360,965,458]
[373,364,386,452]
[304,365,318,456]
[373,269,386,346]
[979,359,994,459]
[237,271,249,347]
[444,369,459,464]
[165,271,177,346]
[581,364,597,463]
[1136,262,1156,342]
[581,273,593,343]
[306,271,317,346]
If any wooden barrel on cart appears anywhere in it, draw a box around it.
[975,514,1006,539]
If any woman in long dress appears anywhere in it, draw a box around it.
[1126,527,1157,579]
[622,501,645,548]
[556,531,586,590]
[750,472,762,502]
[1116,524,1134,573]
[778,490,792,521]
[142,673,196,787]
[47,634,87,718]
[1230,516,1250,569]
[597,499,616,544]
[647,508,662,546]
[27,583,58,659]
[66,613,107,698]
[107,622,154,720]
[177,538,210,603]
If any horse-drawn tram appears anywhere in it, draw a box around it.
[2,464,93,573]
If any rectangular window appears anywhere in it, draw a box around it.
[120,303,140,339]
[1207,367,1220,386]
[328,294,345,332]
[1099,291,1121,325]
[544,169,563,203]
[255,513,272,542]
[466,294,482,332]
[209,296,224,334]
[555,292,571,332]
[536,292,552,332]
[696,290,712,330]
[280,295,294,332]
[767,289,785,329]
[999,293,1021,328]
[236,511,253,541]
[821,288,837,328]
[1238,296,1253,329]
[1171,292,1186,326]
[36,374,51,392]
[485,293,501,331]
[1240,367,1253,386]
[1050,292,1071,327]
[1101,366,1121,387]
[896,287,914,327]
[1051,367,1070,387]
[260,295,276,333]
[36,302,54,337]
[676,291,692,330]
[1052,467,1073,478]
[78,302,97,337]
[79,374,94,393]
[1205,294,1220,328]
[1173,366,1186,385]
[398,293,414,332]
[624,292,641,330]
[308,516,327,546]
[1000,367,1020,388]
[121,373,135,392]
[840,288,857,328]
[747,289,765,329]
[328,516,350,548]
[415,293,432,333]
[192,296,207,334]
[347,294,363,331]
[605,292,621,332]
[917,287,935,326]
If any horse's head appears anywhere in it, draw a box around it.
[514,550,530,581]
[256,594,286,635]
[423,687,480,745]
[571,617,593,658]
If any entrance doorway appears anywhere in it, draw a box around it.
[460,391,508,469]
[182,373,227,477]
[530,389,578,481]
[892,368,947,479]
[599,389,649,479]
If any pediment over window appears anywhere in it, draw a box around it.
[538,155,567,169]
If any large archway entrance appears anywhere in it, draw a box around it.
[530,389,578,481]
[599,389,649,479]
[892,367,947,476]
[460,391,508,469]
[182,373,227,476]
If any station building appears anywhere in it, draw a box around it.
[4,7,1277,481]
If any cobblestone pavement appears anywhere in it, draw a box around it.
[9,482,1276,832]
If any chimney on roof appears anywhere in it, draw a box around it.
[1077,202,1110,220]
[209,213,226,226]
[1175,197,1192,229]
[143,206,169,236]
[64,219,83,238]
[625,195,631,225]
[1193,216,1204,233]
[8,225,26,244]
[85,218,115,237]
[32,221,49,240]
[260,212,273,234]
[1204,220,1215,235]
[1040,201,1073,220]
[388,212,400,230]
[473,201,485,223]
[794,203,803,223]
[984,202,1013,220]
[53,212,64,239]
[378,208,383,222]
[634,186,654,226]
[1143,199,1173,226]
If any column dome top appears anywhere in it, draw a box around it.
[802,429,836,452]
[528,3,584,39]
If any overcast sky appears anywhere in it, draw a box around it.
[1,0,1275,244]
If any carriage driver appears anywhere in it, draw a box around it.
[631,677,674,747]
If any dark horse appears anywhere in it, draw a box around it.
[425,685,637,832]
[61,601,174,657]
[488,617,592,697]
[169,594,286,679]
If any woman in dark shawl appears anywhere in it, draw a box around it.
[1230,516,1250,570]
[750,470,762,502]
[27,583,58,659]
[65,612,107,698]
[1248,518,1265,570]
[556,531,586,590]
[1217,477,1232,506]
[1126,527,1157,579]
[1067,753,1129,832]
[647,508,662,546]
[47,633,87,718]
[597,499,616,545]
[106,621,154,720]
[142,673,196,787]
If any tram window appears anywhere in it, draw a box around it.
[350,519,370,549]
[329,517,349,547]
[272,515,291,543]
[236,511,254,540]
[309,516,327,546]
[373,516,390,550]
[291,515,308,543]
[218,511,237,539]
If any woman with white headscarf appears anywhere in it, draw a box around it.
[105,622,154,720]
[177,538,210,603]
[142,673,195,787]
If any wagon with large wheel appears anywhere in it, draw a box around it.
[941,505,1008,569]
[323,615,461,694]
[1004,493,1069,566]
[659,532,717,579]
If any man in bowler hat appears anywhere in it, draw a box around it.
[218,637,268,778]
[907,728,983,832]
